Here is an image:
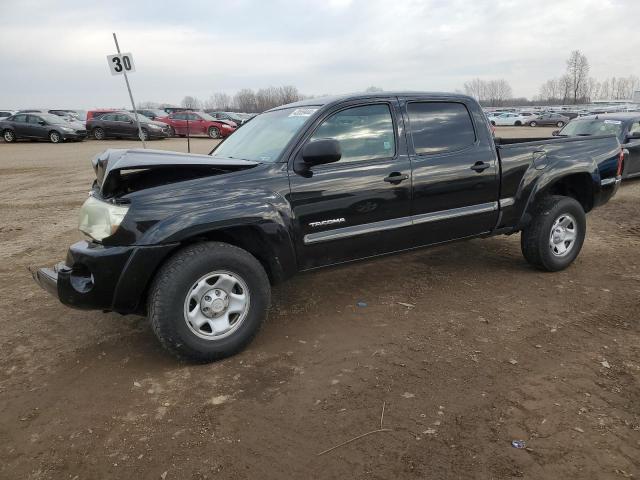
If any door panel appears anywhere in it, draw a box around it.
[27,115,48,139]
[625,121,640,176]
[288,100,412,269]
[402,99,499,247]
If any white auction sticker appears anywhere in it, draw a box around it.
[289,108,318,117]
[604,120,622,125]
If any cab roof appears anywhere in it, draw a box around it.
[268,91,476,111]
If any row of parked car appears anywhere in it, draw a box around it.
[485,105,640,128]
[0,107,255,143]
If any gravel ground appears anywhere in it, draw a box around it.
[0,129,638,479]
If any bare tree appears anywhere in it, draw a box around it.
[205,93,233,111]
[463,78,513,106]
[181,96,201,109]
[485,79,513,106]
[234,89,258,113]
[138,101,160,109]
[463,78,487,101]
[566,50,589,104]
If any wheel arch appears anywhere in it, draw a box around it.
[517,171,595,230]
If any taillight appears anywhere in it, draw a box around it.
[617,149,624,176]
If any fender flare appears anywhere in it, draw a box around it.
[139,200,298,283]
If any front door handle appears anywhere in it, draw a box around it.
[383,172,409,184]
[470,161,491,173]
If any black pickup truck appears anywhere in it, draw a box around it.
[33,92,623,362]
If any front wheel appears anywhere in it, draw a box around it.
[529,121,537,127]
[49,131,62,143]
[520,196,586,272]
[148,242,271,362]
[208,126,221,139]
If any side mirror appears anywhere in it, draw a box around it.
[38,120,46,126]
[301,139,342,167]
[552,130,559,136]
[626,132,640,142]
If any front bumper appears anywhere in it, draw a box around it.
[32,240,177,314]
[62,131,87,140]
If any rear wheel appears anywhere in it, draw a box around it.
[514,121,522,126]
[556,121,565,127]
[49,131,62,143]
[529,121,537,127]
[208,126,221,139]
[93,127,105,140]
[3,129,16,142]
[148,242,271,362]
[521,195,586,272]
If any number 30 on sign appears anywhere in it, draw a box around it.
[107,53,136,75]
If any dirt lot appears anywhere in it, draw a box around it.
[1,129,639,479]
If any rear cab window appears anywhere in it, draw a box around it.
[407,102,476,155]
[309,104,396,163]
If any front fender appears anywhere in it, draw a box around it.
[138,197,297,283]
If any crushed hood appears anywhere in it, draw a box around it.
[92,148,258,197]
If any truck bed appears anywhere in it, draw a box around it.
[494,134,621,230]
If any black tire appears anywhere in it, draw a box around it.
[529,121,537,127]
[49,131,62,143]
[169,126,175,137]
[148,241,271,362]
[520,195,586,272]
[93,127,105,140]
[3,129,16,143]
[556,121,565,127]
[490,121,496,126]
[515,121,522,126]
[208,126,221,139]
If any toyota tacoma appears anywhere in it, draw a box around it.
[33,92,623,362]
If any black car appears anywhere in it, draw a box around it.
[87,112,171,140]
[33,92,623,362]
[1,112,86,143]
[556,113,640,179]
[133,109,170,121]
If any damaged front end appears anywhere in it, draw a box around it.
[33,148,260,313]
[93,148,258,198]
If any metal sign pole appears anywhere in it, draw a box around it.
[186,113,191,153]
[112,33,146,148]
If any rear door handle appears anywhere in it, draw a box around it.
[470,161,491,173]
[383,172,409,184]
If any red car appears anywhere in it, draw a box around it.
[157,111,236,138]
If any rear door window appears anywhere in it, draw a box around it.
[309,104,395,163]
[12,114,28,123]
[407,102,476,155]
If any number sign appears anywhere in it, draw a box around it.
[107,53,136,75]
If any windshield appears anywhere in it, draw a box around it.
[211,107,319,162]
[559,119,624,139]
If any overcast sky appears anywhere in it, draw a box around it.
[1,0,638,109]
